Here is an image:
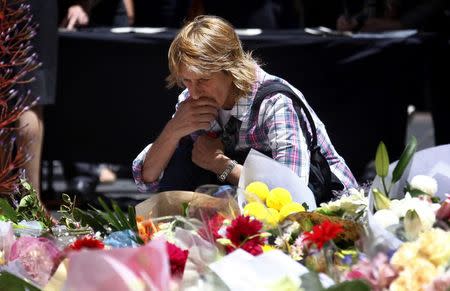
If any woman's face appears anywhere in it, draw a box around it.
[179,65,235,109]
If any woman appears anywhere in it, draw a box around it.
[133,15,357,200]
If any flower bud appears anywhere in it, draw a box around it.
[373,188,391,211]
[404,209,422,241]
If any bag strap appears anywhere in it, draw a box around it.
[253,82,319,150]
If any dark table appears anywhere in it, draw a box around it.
[44,28,441,181]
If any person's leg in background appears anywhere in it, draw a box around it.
[17,106,44,195]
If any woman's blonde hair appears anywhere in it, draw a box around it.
[167,15,257,100]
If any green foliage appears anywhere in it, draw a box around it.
[182,202,190,217]
[74,197,143,244]
[300,272,371,291]
[0,198,18,223]
[0,180,54,230]
[0,272,41,291]
[326,280,371,291]
[57,194,91,235]
[374,137,417,197]
[392,136,417,184]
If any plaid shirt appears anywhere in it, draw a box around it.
[133,66,358,192]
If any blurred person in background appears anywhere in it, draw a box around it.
[336,0,449,33]
[18,0,58,203]
[60,0,134,29]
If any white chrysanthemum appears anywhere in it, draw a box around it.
[410,175,438,196]
[373,209,399,229]
[319,188,368,216]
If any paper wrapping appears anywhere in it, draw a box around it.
[237,149,317,211]
[135,191,240,220]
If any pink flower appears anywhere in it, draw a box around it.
[9,237,62,286]
[345,253,397,291]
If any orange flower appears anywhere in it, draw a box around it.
[136,215,158,243]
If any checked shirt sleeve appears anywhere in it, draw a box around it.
[132,144,160,193]
[261,94,310,185]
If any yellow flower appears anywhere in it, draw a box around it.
[243,203,280,227]
[264,208,280,226]
[390,258,438,291]
[262,244,276,252]
[417,228,450,267]
[244,202,267,218]
[266,187,292,211]
[279,202,305,221]
[245,181,270,203]
[390,241,420,269]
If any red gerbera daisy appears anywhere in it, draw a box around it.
[225,215,265,255]
[68,236,105,251]
[302,220,343,250]
[166,242,189,278]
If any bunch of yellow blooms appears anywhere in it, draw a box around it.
[243,181,305,227]
[389,228,450,291]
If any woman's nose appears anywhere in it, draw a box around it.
[189,83,202,99]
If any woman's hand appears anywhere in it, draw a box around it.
[61,5,89,30]
[167,97,218,140]
[192,135,226,173]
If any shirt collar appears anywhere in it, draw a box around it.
[228,65,268,122]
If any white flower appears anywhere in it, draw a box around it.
[410,175,438,196]
[390,194,440,231]
[372,209,399,228]
[319,188,368,216]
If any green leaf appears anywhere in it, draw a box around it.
[0,271,41,291]
[300,272,324,291]
[97,198,122,231]
[325,279,371,291]
[112,201,131,230]
[375,141,389,178]
[0,198,18,223]
[392,136,417,184]
[73,208,106,233]
[182,202,190,217]
[128,206,138,232]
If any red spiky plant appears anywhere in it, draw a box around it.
[0,0,39,195]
